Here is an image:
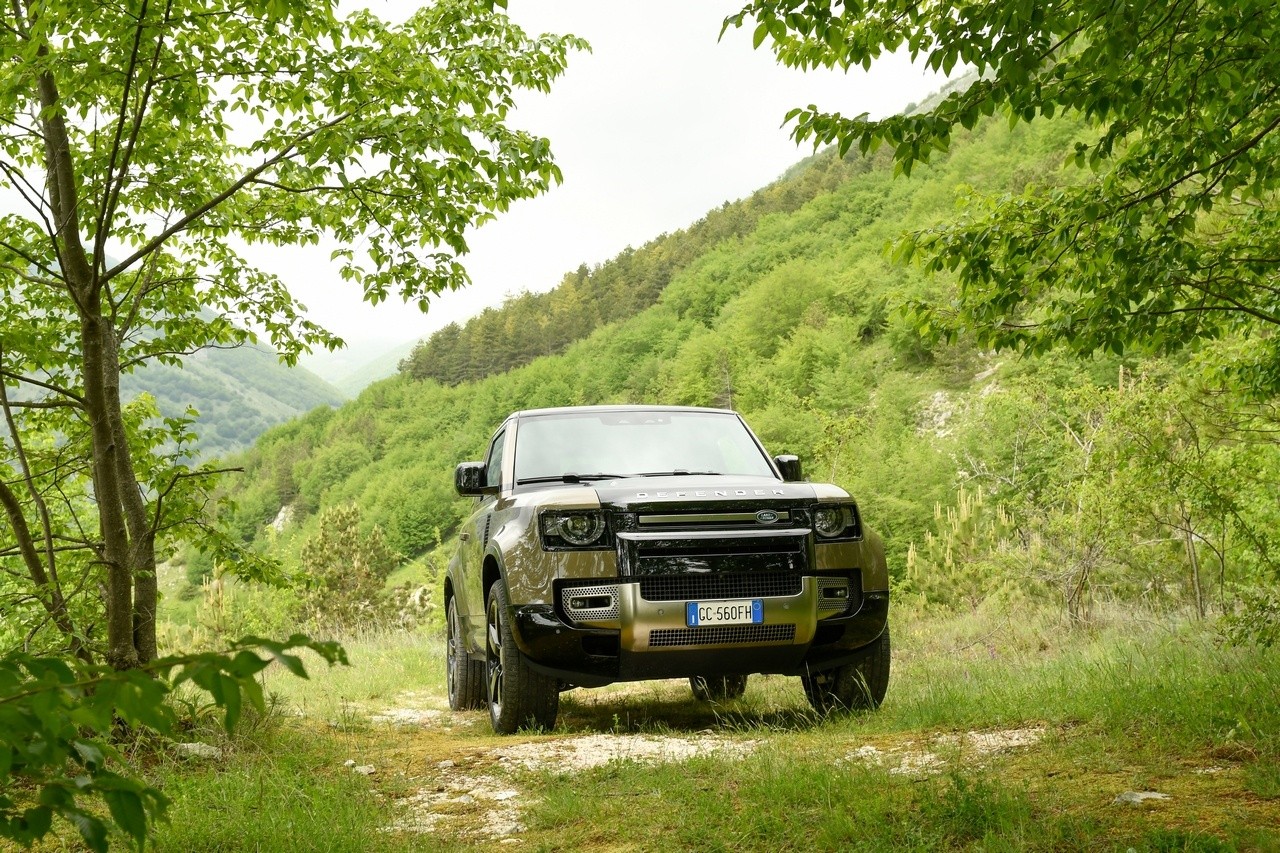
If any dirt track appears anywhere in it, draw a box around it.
[340,683,1049,843]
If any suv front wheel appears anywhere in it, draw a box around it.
[486,579,559,733]
[801,628,890,714]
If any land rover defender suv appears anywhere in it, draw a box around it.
[444,405,890,733]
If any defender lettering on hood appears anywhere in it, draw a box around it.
[632,489,790,498]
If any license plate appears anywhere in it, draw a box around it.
[686,599,764,627]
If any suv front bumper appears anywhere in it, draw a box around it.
[509,578,889,687]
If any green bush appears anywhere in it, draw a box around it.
[295,504,400,634]
[0,638,345,852]
[905,485,1025,610]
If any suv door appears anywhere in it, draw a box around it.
[456,426,506,650]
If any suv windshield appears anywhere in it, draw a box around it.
[513,410,776,483]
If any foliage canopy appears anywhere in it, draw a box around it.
[0,0,584,669]
[726,0,1280,387]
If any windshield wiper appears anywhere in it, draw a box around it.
[637,470,722,477]
[516,473,626,485]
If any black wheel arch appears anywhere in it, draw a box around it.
[482,552,504,605]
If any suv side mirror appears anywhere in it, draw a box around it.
[774,454,803,482]
[455,461,494,496]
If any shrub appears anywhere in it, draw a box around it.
[295,504,401,634]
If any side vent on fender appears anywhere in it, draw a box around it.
[482,516,492,548]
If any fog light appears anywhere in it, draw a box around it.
[569,594,612,610]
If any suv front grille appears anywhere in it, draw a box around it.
[618,529,810,577]
[639,571,801,602]
[636,509,804,530]
[649,624,796,648]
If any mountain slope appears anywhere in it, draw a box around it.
[398,147,870,387]
[334,338,420,396]
[123,343,343,459]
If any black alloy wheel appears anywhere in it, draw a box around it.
[447,596,485,711]
[485,579,559,733]
[801,627,891,714]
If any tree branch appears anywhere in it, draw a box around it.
[0,399,82,411]
[0,542,95,559]
[1114,109,1280,215]
[0,352,80,628]
[102,108,361,285]
[95,0,174,287]
[0,233,63,285]
[149,466,243,540]
[117,340,257,372]
[246,177,416,200]
[0,159,59,244]
[0,367,85,406]
[0,475,86,660]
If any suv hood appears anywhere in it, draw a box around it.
[592,475,818,513]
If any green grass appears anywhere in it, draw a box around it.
[135,609,1280,852]
[257,629,446,723]
[150,728,403,852]
[527,753,1076,852]
[880,608,1280,755]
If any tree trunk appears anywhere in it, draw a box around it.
[36,44,157,667]
[1183,524,1205,619]
[81,311,141,669]
[102,323,159,663]
[1066,561,1090,624]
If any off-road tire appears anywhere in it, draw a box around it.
[486,579,559,733]
[689,674,748,702]
[446,596,485,711]
[801,627,890,714]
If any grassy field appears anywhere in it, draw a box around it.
[138,607,1278,852]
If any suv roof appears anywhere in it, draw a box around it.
[510,404,737,419]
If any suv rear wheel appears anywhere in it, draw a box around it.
[486,579,559,733]
[446,596,485,711]
[801,628,890,714]
[689,674,748,702]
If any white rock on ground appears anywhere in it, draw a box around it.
[386,731,758,840]
[496,733,757,772]
[1114,791,1171,805]
[839,726,1047,777]
[173,742,223,761]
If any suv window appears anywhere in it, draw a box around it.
[512,410,774,481]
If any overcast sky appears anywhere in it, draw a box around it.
[264,0,951,368]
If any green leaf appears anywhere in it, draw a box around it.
[272,652,308,679]
[72,741,105,771]
[16,806,53,842]
[220,673,243,731]
[66,810,109,853]
[104,790,148,849]
[753,21,769,49]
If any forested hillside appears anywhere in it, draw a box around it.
[396,78,972,389]
[121,342,343,459]
[205,107,1277,641]
[397,148,868,386]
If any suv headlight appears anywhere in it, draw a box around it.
[812,503,862,541]
[541,510,612,549]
